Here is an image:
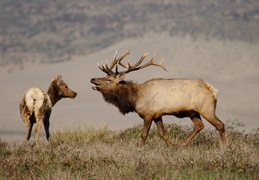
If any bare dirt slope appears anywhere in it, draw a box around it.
[0,33,258,142]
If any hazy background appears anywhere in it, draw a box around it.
[0,0,258,142]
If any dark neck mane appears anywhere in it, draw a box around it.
[47,81,61,106]
[102,81,139,115]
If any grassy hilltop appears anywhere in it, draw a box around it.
[0,122,258,179]
[0,0,258,72]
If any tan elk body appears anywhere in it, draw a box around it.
[20,75,77,146]
[91,51,226,146]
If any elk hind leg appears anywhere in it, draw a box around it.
[154,117,171,146]
[24,115,34,145]
[34,115,44,147]
[182,112,205,146]
[44,116,52,145]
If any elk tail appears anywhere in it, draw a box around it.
[204,82,218,100]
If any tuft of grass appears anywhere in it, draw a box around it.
[52,125,114,145]
[0,121,258,180]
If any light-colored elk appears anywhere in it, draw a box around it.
[19,75,77,146]
[91,51,226,146]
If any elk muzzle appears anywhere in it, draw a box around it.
[90,78,99,90]
[61,90,77,99]
[71,91,77,98]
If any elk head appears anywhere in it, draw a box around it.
[91,50,167,93]
[52,75,77,98]
[48,75,77,106]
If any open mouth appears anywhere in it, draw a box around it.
[92,85,99,90]
[91,82,100,90]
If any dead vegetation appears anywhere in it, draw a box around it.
[0,121,258,179]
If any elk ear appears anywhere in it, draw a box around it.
[51,75,56,81]
[55,75,62,84]
[57,75,62,82]
[52,75,62,84]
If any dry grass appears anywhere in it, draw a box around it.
[0,121,258,180]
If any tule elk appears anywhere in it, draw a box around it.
[91,51,226,146]
[19,75,77,146]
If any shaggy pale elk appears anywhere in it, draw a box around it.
[91,51,226,146]
[19,75,77,146]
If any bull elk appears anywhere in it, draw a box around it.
[19,75,77,146]
[91,51,226,146]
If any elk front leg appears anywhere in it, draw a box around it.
[154,117,171,146]
[201,113,226,145]
[182,112,205,146]
[142,118,152,145]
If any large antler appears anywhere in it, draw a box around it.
[117,51,167,74]
[98,50,130,75]
[98,51,167,76]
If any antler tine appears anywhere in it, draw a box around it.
[97,51,166,75]
[118,53,148,69]
[138,51,168,72]
[131,53,149,69]
[109,50,130,70]
[118,60,128,68]
[157,57,168,71]
[118,51,167,74]
[97,61,114,75]
[115,51,130,68]
[97,62,105,72]
[97,51,130,75]
[109,50,118,69]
